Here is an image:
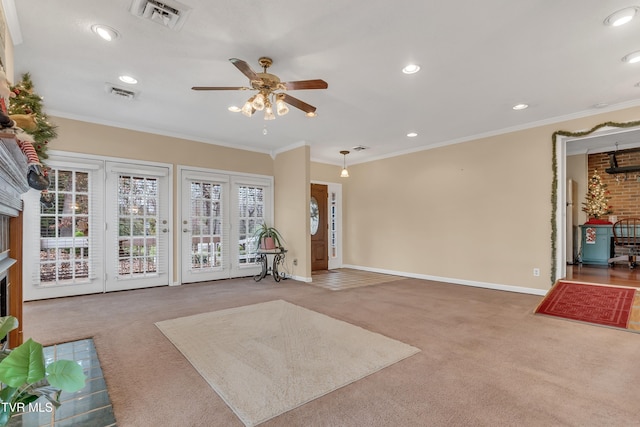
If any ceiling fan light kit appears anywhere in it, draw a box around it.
[192,57,328,122]
[264,105,275,121]
[252,93,266,110]
[241,96,256,117]
[276,94,289,116]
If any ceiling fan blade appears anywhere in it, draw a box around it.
[192,86,250,91]
[229,58,259,81]
[282,93,317,114]
[283,79,328,90]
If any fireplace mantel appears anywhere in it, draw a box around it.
[0,133,29,217]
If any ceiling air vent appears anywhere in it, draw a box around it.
[352,145,369,151]
[130,0,192,31]
[105,84,136,100]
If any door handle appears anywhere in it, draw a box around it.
[183,228,189,233]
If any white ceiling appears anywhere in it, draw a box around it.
[7,0,640,165]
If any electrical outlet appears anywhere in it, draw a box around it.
[293,259,298,266]
[533,268,540,277]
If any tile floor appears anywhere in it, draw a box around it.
[7,338,116,427]
[309,268,406,291]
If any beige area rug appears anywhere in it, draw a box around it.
[155,299,420,427]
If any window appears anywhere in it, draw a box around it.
[189,181,223,270]
[39,169,91,285]
[117,175,160,277]
[237,185,265,265]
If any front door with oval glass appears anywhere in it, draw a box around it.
[310,183,328,271]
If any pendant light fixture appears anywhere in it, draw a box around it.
[340,150,350,178]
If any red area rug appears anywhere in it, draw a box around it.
[535,281,638,330]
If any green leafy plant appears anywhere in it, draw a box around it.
[252,223,285,250]
[0,316,86,425]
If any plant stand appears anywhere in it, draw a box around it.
[253,248,287,282]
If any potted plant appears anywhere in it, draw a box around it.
[252,223,285,250]
[0,316,87,425]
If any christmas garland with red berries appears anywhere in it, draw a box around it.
[8,73,57,163]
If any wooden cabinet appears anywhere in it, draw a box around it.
[579,224,614,266]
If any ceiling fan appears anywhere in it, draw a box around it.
[192,57,328,119]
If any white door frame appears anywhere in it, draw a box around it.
[22,157,105,300]
[555,125,640,282]
[179,169,231,283]
[104,162,171,292]
[23,151,173,300]
[177,165,274,284]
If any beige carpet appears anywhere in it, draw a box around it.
[155,299,420,427]
[23,276,640,426]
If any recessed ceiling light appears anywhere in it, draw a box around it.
[407,132,418,137]
[512,103,529,110]
[622,50,640,64]
[402,64,420,74]
[228,106,241,112]
[604,7,639,26]
[593,102,609,109]
[91,24,119,41]
[118,75,138,84]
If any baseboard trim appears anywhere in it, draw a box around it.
[286,274,312,283]
[342,264,548,296]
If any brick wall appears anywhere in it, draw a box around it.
[587,149,640,218]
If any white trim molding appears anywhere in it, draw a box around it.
[342,264,548,296]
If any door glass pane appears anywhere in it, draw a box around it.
[238,186,264,264]
[330,191,337,258]
[117,175,159,277]
[190,181,223,270]
[310,196,319,235]
[39,168,91,285]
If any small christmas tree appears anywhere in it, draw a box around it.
[8,73,57,162]
[581,170,612,219]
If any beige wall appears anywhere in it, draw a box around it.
[36,108,640,292]
[310,161,343,184]
[274,145,311,280]
[50,117,273,175]
[344,106,640,292]
[344,128,551,290]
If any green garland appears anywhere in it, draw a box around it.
[551,120,640,285]
[8,73,57,162]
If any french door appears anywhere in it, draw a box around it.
[180,171,230,282]
[180,168,271,283]
[23,157,171,301]
[104,162,170,291]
